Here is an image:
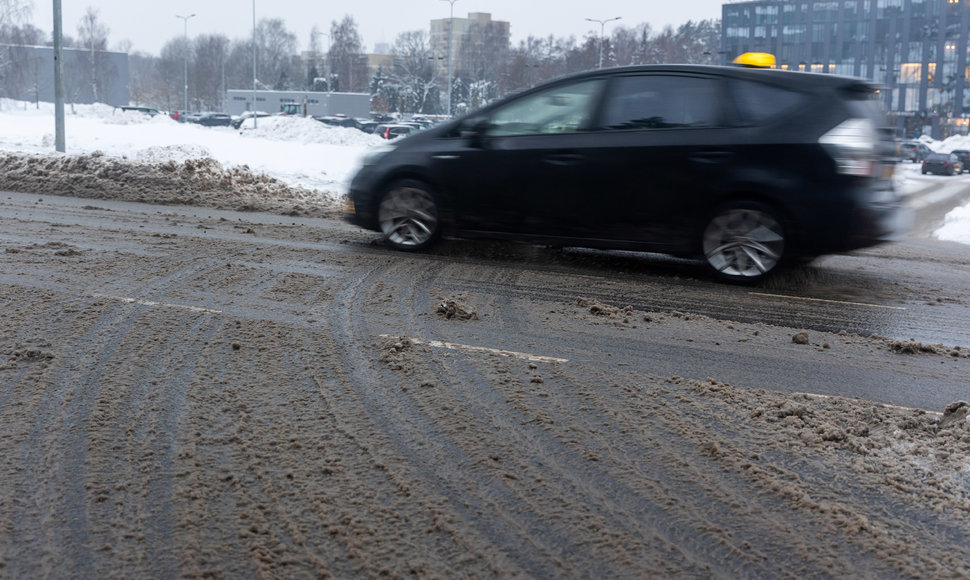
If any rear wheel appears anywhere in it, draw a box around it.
[377,180,441,251]
[702,202,786,283]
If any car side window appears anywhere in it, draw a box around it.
[487,79,605,136]
[597,75,722,130]
[728,79,808,125]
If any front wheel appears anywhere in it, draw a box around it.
[702,203,786,283]
[377,180,441,251]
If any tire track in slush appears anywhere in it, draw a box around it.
[83,311,222,577]
[328,260,573,576]
[327,258,706,576]
[390,261,730,575]
[343,257,934,577]
[6,259,224,578]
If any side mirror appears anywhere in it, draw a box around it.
[460,118,494,148]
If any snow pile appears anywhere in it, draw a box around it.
[0,99,380,196]
[0,151,339,218]
[935,202,970,244]
[239,116,383,147]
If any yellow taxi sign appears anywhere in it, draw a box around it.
[732,52,777,69]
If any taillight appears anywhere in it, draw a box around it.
[818,118,878,176]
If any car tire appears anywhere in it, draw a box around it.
[701,202,786,283]
[377,180,441,251]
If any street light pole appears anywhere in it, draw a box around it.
[585,16,621,69]
[441,0,459,116]
[252,0,258,128]
[176,13,196,114]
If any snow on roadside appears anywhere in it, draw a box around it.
[0,98,384,197]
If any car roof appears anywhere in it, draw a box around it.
[529,62,877,93]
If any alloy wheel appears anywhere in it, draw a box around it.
[702,206,785,281]
[377,183,440,251]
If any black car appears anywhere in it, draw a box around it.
[921,152,964,176]
[950,149,970,172]
[316,114,359,127]
[194,112,232,127]
[343,60,907,282]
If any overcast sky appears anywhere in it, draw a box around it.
[30,0,726,56]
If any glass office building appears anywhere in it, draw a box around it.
[722,0,970,138]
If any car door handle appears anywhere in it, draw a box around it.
[689,151,733,164]
[545,152,584,166]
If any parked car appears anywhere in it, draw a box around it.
[194,112,232,127]
[900,141,933,162]
[355,120,381,134]
[373,124,416,140]
[950,149,970,172]
[315,114,358,127]
[231,111,271,129]
[118,106,163,117]
[343,56,907,283]
[922,152,964,175]
[182,112,204,124]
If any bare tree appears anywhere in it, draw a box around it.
[455,20,509,100]
[328,15,367,92]
[255,18,297,91]
[76,6,109,102]
[0,0,33,101]
[192,34,230,109]
[386,30,439,114]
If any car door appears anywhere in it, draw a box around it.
[572,73,731,250]
[441,78,609,238]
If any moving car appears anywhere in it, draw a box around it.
[950,149,970,172]
[343,58,907,283]
[900,141,933,162]
[922,152,964,176]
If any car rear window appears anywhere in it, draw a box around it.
[727,79,809,125]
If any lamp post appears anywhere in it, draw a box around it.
[252,0,258,128]
[441,0,459,116]
[176,13,196,115]
[585,16,621,69]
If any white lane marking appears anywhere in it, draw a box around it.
[94,294,222,314]
[750,292,906,311]
[379,334,567,363]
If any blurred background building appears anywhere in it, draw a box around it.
[430,13,510,82]
[0,44,129,107]
[721,0,970,139]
